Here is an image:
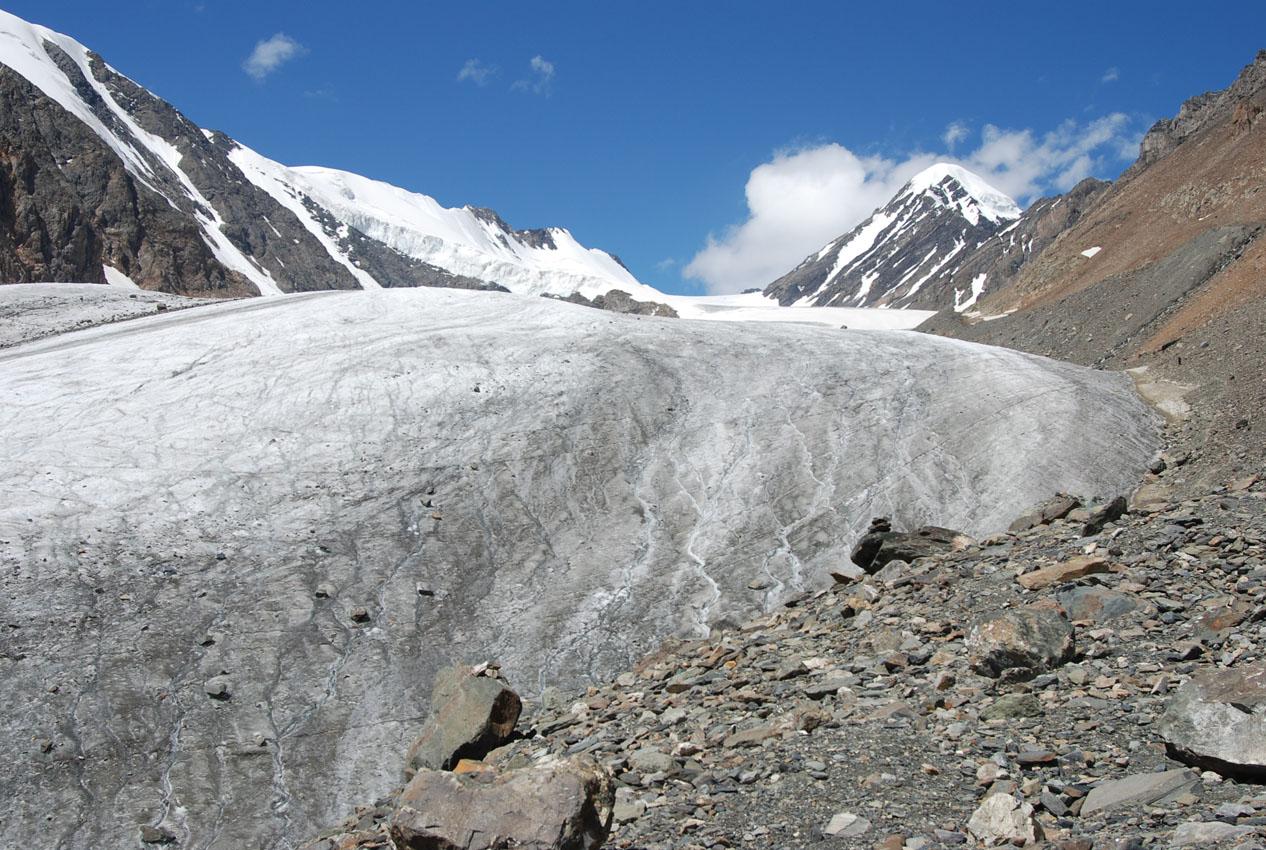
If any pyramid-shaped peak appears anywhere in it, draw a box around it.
[901,163,1021,223]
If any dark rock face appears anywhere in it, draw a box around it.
[763,168,1021,310]
[925,177,1110,314]
[0,65,251,294]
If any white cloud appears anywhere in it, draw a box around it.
[684,115,1144,295]
[457,58,497,86]
[1102,67,1120,83]
[942,121,969,150]
[243,33,306,81]
[513,55,555,95]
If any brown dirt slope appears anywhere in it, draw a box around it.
[921,51,1266,499]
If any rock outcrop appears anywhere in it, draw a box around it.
[545,288,679,317]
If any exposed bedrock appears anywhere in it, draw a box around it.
[0,288,1159,849]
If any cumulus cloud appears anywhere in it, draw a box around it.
[243,33,306,81]
[684,115,1144,295]
[1102,67,1120,83]
[457,58,497,86]
[942,121,969,150]
[513,55,555,95]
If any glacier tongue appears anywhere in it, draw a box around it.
[0,288,1158,850]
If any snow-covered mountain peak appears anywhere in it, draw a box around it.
[763,164,1022,310]
[233,148,659,299]
[900,163,1021,226]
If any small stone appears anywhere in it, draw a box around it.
[824,812,871,838]
[981,694,1043,720]
[966,794,1042,846]
[139,825,177,844]
[203,675,231,699]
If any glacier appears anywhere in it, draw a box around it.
[0,287,1159,849]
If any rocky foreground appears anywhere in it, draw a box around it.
[305,463,1266,850]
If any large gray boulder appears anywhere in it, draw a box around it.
[391,755,614,850]
[405,666,522,776]
[967,608,1075,678]
[1158,665,1266,779]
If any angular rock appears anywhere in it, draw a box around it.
[1079,769,1202,815]
[1158,664,1266,780]
[1017,555,1110,590]
[824,813,872,838]
[966,794,1042,846]
[850,525,963,572]
[967,608,1075,678]
[981,693,1043,720]
[1057,586,1139,623]
[1170,821,1256,847]
[391,754,614,850]
[405,666,523,775]
[1009,493,1082,532]
[1082,496,1128,536]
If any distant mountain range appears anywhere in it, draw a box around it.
[2,6,1262,343]
[0,9,658,300]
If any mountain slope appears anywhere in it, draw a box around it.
[0,286,1159,849]
[0,10,648,299]
[763,164,1021,310]
[921,50,1266,495]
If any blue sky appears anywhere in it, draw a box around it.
[7,1,1265,294]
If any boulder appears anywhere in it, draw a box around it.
[1081,495,1128,536]
[390,755,614,850]
[966,794,1042,846]
[967,608,1075,679]
[1158,665,1266,780]
[405,666,523,775]
[1056,586,1139,623]
[850,524,962,573]
[1080,769,1202,815]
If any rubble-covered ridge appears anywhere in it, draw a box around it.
[307,474,1266,850]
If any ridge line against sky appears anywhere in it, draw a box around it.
[3,1,1264,295]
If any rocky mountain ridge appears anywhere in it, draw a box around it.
[920,49,1266,499]
[0,9,648,299]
